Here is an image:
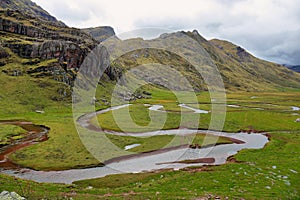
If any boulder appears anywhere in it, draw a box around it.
[0,191,26,200]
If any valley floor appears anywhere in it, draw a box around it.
[0,80,300,199]
[0,131,299,199]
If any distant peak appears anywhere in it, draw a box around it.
[183,29,208,44]
[192,29,199,34]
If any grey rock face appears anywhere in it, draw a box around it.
[0,191,26,200]
[82,26,116,42]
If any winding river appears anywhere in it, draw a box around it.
[0,105,269,184]
[0,121,49,169]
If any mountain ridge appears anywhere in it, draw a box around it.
[0,0,299,94]
[283,64,300,73]
[0,0,65,27]
[108,30,300,91]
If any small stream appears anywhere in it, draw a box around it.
[0,121,49,168]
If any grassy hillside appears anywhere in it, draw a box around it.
[0,43,299,170]
[87,30,300,93]
[186,30,300,91]
[0,66,103,170]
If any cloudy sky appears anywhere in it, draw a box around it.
[33,0,300,65]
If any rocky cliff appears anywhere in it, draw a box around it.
[0,6,123,87]
[82,26,115,42]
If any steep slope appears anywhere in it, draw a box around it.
[98,30,300,92]
[184,31,300,91]
[0,0,124,106]
[0,0,65,26]
[0,8,98,86]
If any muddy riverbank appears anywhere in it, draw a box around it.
[0,121,49,169]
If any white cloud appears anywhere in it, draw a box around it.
[33,0,300,64]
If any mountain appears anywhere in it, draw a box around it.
[99,30,300,92]
[0,0,125,106]
[82,26,115,42]
[0,0,299,103]
[283,64,300,73]
[0,0,65,26]
[184,30,300,91]
[0,8,98,85]
[0,0,121,86]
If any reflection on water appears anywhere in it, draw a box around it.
[124,144,141,150]
[291,106,300,111]
[179,104,209,114]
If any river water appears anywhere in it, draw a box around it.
[0,105,269,184]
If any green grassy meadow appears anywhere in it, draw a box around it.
[106,133,234,153]
[0,70,299,199]
[0,124,27,146]
[94,87,300,133]
[0,131,298,199]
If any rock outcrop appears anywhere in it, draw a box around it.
[0,10,96,46]
[82,26,115,42]
[0,6,126,89]
[0,8,109,86]
[32,41,87,69]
